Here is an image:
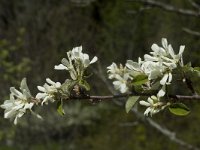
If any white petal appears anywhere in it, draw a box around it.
[167,73,172,83]
[151,44,160,53]
[61,58,70,68]
[14,116,18,125]
[22,89,32,99]
[160,73,169,85]
[149,70,161,80]
[126,60,140,71]
[10,87,23,98]
[90,56,98,64]
[144,54,158,61]
[55,82,61,88]
[144,107,151,116]
[1,100,14,109]
[139,101,151,107]
[46,78,55,85]
[69,70,77,80]
[168,45,175,58]
[157,85,166,97]
[147,97,154,105]
[179,45,185,55]
[4,109,17,119]
[17,110,25,118]
[161,38,168,49]
[84,59,90,67]
[36,93,47,99]
[37,86,46,92]
[54,64,68,70]
[41,96,53,105]
[24,103,34,110]
[119,83,127,93]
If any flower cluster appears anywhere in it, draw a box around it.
[1,47,98,124]
[36,78,61,105]
[55,46,98,80]
[0,78,36,124]
[108,38,185,116]
[107,63,130,93]
[139,96,169,116]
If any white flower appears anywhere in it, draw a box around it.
[150,38,185,65]
[113,74,129,93]
[0,78,35,125]
[107,63,130,93]
[141,61,163,80]
[139,96,167,116]
[126,58,143,73]
[36,78,61,105]
[107,63,127,79]
[54,46,98,80]
[71,46,98,68]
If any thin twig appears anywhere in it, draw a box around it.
[188,0,200,10]
[66,93,200,101]
[130,0,200,17]
[182,27,200,36]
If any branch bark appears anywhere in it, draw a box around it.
[67,93,200,101]
[182,27,200,36]
[130,0,200,17]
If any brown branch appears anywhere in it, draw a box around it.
[66,93,200,101]
[130,0,200,17]
[182,27,200,36]
[188,0,200,10]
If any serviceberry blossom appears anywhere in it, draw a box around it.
[54,46,98,80]
[107,63,130,93]
[108,38,185,116]
[139,96,168,116]
[36,78,61,105]
[0,78,35,124]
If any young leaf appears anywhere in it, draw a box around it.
[125,96,139,113]
[193,67,200,75]
[169,103,190,116]
[132,74,148,86]
[194,67,200,72]
[79,80,90,91]
[57,100,65,116]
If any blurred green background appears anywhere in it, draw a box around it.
[0,0,200,149]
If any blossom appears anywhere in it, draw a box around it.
[126,58,143,73]
[71,46,98,68]
[143,38,184,97]
[36,78,61,105]
[54,46,98,80]
[107,63,127,79]
[150,38,185,66]
[107,63,130,93]
[0,78,35,124]
[139,96,168,116]
[113,74,129,93]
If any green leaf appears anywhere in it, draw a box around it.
[125,96,139,113]
[57,100,65,116]
[79,80,90,91]
[61,79,77,95]
[182,63,193,72]
[169,103,190,116]
[132,74,148,86]
[194,67,200,72]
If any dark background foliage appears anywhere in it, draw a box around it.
[0,0,200,149]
